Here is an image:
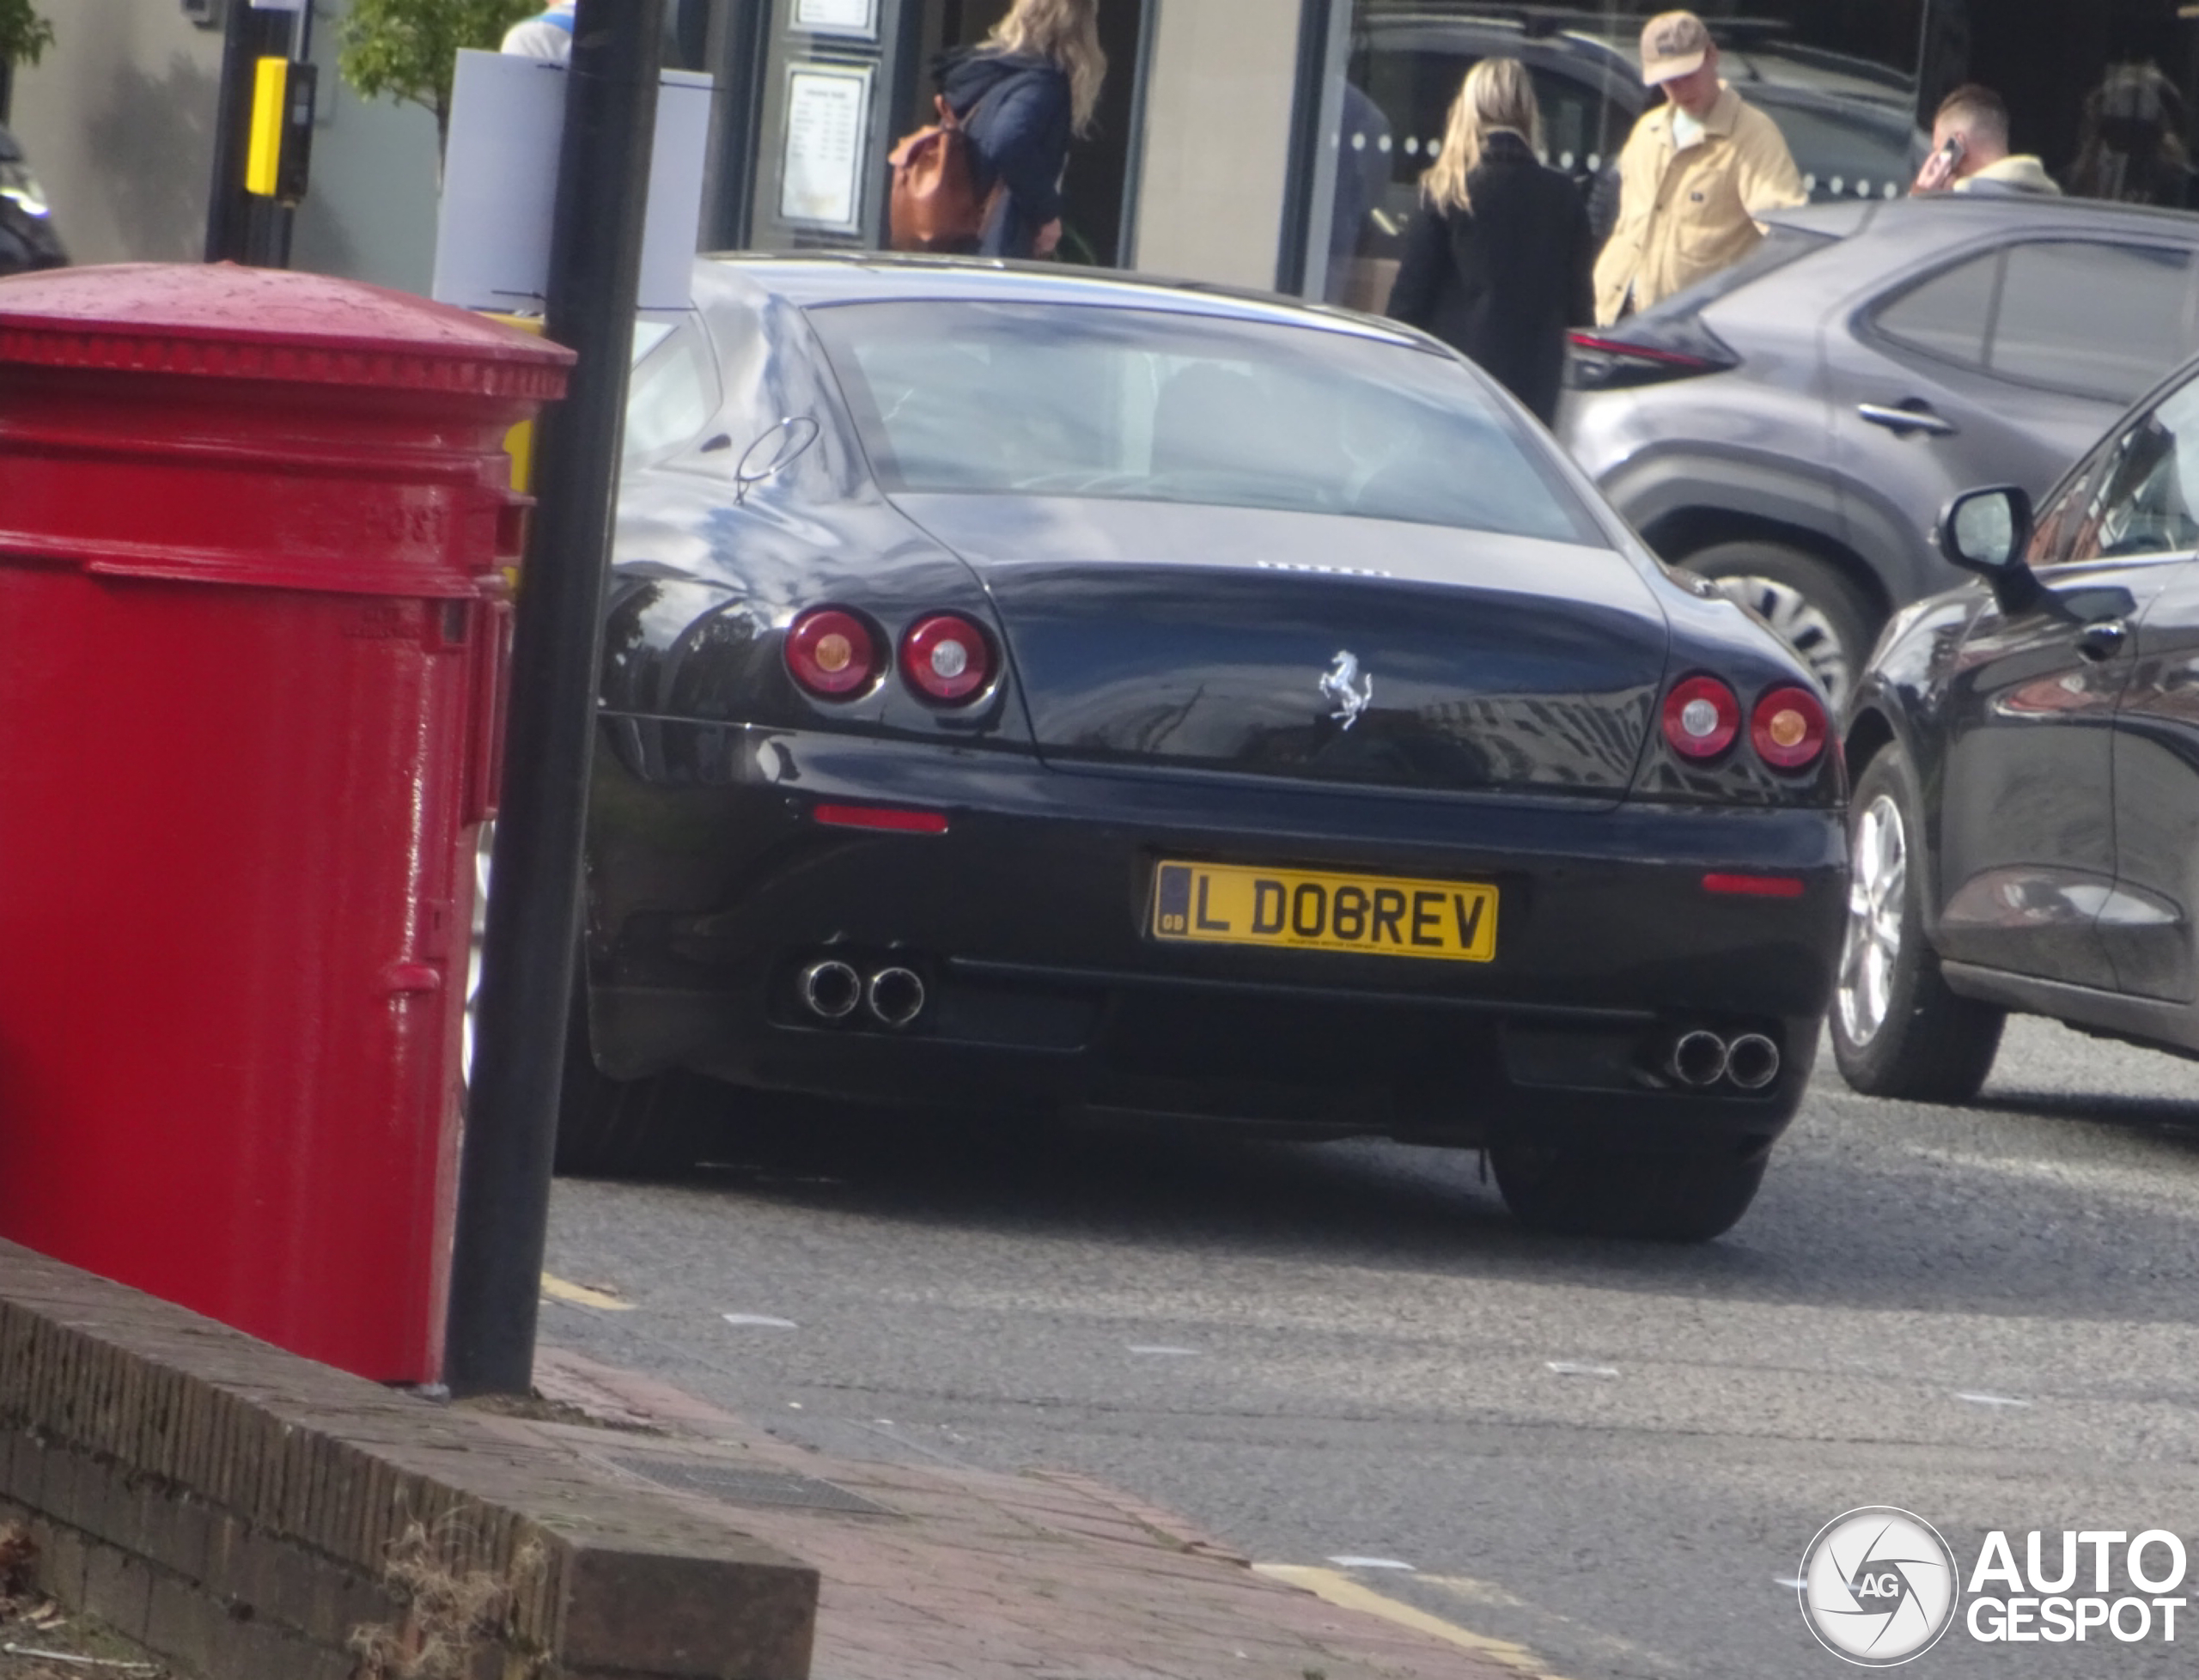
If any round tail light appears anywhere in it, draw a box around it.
[1751,685,1829,770]
[786,607,880,697]
[900,613,993,703]
[1661,675,1741,759]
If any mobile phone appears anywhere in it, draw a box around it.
[1935,134,1966,170]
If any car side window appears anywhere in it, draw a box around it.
[1990,242,2197,404]
[1876,240,2199,405]
[624,315,718,465]
[1873,252,1995,368]
[2062,379,2199,564]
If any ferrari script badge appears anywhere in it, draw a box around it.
[1319,650,1373,731]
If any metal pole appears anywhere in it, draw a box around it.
[445,0,665,1398]
[204,1,295,263]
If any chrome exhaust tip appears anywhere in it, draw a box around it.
[1726,1033,1782,1092]
[799,959,862,1020]
[1670,1030,1730,1088]
[866,966,927,1029]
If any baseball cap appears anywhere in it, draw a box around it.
[1639,10,1713,86]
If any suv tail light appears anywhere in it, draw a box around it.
[1751,686,1829,770]
[1662,676,1741,759]
[1566,331,1736,391]
[900,612,993,703]
[786,607,881,697]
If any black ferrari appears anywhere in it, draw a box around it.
[1837,356,2199,1105]
[561,256,1847,1241]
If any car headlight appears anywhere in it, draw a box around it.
[0,161,51,219]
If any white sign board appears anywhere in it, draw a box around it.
[779,64,871,231]
[795,0,879,39]
[432,52,714,313]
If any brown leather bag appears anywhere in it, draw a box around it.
[887,95,1002,254]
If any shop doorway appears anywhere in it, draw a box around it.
[910,0,1149,266]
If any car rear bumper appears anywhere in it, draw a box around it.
[585,719,1846,1150]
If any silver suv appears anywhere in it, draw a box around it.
[1559,194,2199,708]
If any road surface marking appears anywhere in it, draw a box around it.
[1253,1565,1575,1679]
[539,1274,634,1311]
[723,1312,799,1329]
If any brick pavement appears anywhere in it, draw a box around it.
[528,1345,1522,1680]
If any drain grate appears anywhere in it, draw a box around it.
[607,1455,897,1517]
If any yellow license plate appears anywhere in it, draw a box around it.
[1150,861,1497,963]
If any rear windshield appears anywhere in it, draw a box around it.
[807,301,1602,546]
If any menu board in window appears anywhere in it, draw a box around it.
[779,64,873,231]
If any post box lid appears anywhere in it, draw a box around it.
[0,263,573,400]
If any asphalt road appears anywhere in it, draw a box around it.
[544,1018,2199,1679]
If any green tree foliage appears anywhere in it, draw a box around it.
[338,0,540,152]
[0,0,56,67]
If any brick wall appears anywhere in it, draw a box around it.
[0,1239,817,1678]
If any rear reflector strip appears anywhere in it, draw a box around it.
[1703,873,1806,898]
[813,803,949,835]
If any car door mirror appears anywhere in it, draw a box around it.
[1940,485,2046,614]
[1940,486,2033,575]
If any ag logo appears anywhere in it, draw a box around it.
[1800,1507,1958,1666]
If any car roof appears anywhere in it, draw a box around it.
[697,253,1435,348]
[1764,192,2199,245]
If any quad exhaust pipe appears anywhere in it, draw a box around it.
[797,959,928,1028]
[1726,1033,1781,1092]
[865,966,926,1028]
[1667,1029,1781,1092]
[799,959,862,1020]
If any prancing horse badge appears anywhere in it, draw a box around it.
[1319,650,1373,731]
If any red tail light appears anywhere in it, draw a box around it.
[1751,686,1829,770]
[900,612,993,703]
[1661,676,1740,759]
[786,607,881,697]
[1566,332,1717,369]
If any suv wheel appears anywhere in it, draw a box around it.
[1684,541,1875,713]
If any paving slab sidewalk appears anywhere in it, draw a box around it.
[496,1345,1519,1680]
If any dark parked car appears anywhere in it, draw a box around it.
[1562,194,2199,710]
[560,255,1849,1242]
[0,124,65,275]
[1837,356,2199,1100]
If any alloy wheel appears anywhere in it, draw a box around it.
[1707,575,1854,712]
[1837,793,1906,1045]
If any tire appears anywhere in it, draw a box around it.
[553,981,715,1178]
[1684,541,1877,715]
[1491,1140,1769,1243]
[1830,744,2005,1102]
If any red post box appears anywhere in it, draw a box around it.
[0,265,571,1383]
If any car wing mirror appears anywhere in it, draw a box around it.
[732,416,821,505]
[1939,485,2040,612]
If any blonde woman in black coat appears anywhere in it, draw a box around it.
[1386,58,1593,425]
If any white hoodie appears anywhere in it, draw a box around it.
[1957,155,2062,197]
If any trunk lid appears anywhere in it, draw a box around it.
[895,496,1669,800]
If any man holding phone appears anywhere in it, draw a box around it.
[1912,84,2061,196]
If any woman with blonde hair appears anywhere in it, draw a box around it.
[1386,57,1593,424]
[937,0,1107,259]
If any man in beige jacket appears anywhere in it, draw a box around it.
[1593,11,1806,326]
